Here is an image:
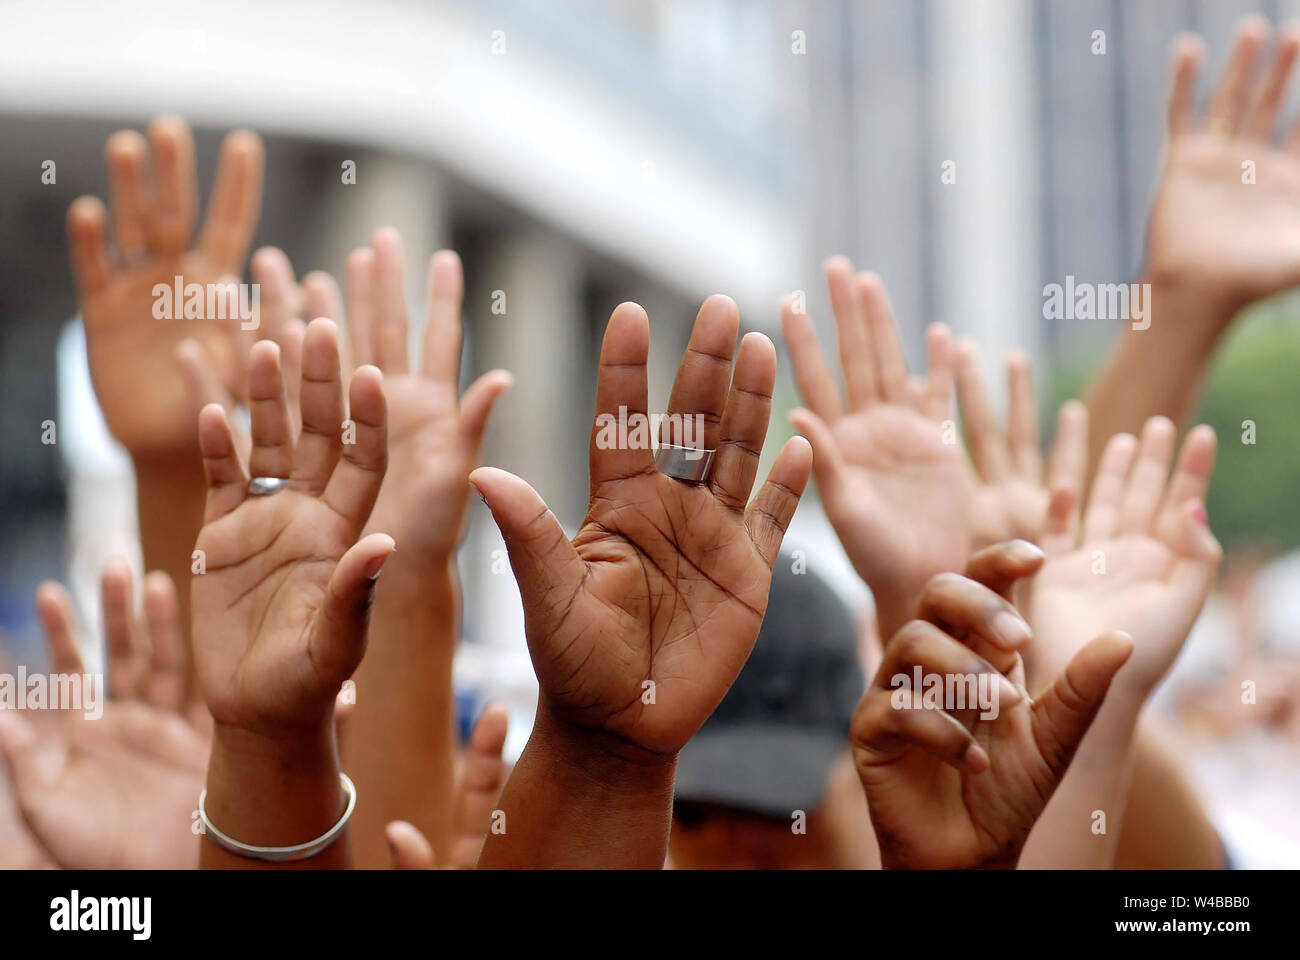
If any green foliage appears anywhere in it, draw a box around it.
[1195,303,1300,553]
[1047,302,1300,553]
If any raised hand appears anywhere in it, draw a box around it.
[783,258,972,635]
[475,296,811,755]
[954,342,1089,547]
[1022,417,1222,696]
[1147,17,1300,315]
[851,542,1133,869]
[342,228,512,562]
[385,703,509,870]
[70,116,264,455]
[334,228,511,866]
[0,566,207,869]
[191,318,390,866]
[475,296,811,868]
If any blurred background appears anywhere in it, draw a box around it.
[1,0,1299,864]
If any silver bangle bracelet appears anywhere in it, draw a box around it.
[198,772,357,862]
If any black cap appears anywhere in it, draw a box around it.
[674,556,864,818]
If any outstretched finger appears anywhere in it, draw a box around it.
[104,130,151,257]
[955,339,1008,481]
[67,197,113,298]
[198,403,249,522]
[35,581,85,676]
[661,294,738,453]
[1081,432,1138,543]
[1115,416,1176,536]
[1245,28,1300,141]
[589,302,654,487]
[101,559,142,700]
[346,248,377,368]
[1205,16,1271,135]
[369,227,411,375]
[1167,33,1205,137]
[199,129,264,274]
[826,257,876,409]
[422,249,465,385]
[744,436,813,569]
[1006,351,1041,480]
[448,702,510,870]
[320,364,387,533]
[922,324,955,420]
[142,572,186,713]
[247,340,295,481]
[146,115,198,257]
[780,295,844,424]
[386,821,437,870]
[858,272,908,404]
[291,318,346,495]
[709,331,775,512]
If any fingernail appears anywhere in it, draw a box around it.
[963,741,990,774]
[1010,539,1044,561]
[996,674,1023,707]
[365,552,392,581]
[991,611,1032,648]
[1192,502,1208,526]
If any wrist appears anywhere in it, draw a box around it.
[527,701,678,798]
[205,720,344,848]
[1137,273,1241,342]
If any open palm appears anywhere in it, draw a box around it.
[70,117,264,454]
[0,570,205,869]
[783,259,973,624]
[191,320,393,733]
[1024,418,1222,695]
[343,230,511,561]
[1147,20,1300,311]
[473,296,811,755]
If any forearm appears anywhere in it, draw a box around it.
[133,453,205,695]
[478,704,676,869]
[344,559,458,868]
[1019,683,1144,869]
[1084,277,1228,479]
[200,721,350,869]
[1114,716,1224,869]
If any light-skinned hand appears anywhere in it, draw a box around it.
[69,116,264,454]
[0,566,206,869]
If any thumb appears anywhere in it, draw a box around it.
[385,821,437,870]
[468,467,583,611]
[1031,630,1134,779]
[449,703,510,869]
[308,533,396,689]
[0,711,43,794]
[459,370,514,448]
[787,408,848,506]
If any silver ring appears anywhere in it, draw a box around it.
[654,444,715,484]
[248,476,290,497]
